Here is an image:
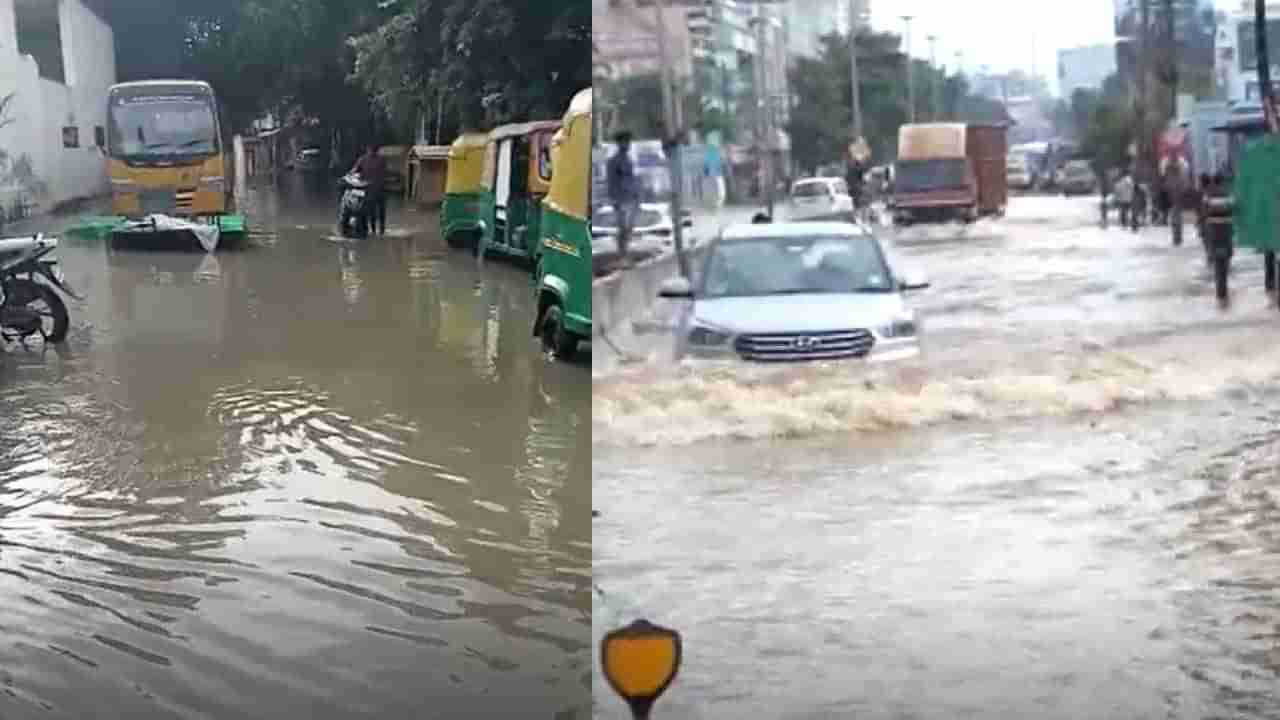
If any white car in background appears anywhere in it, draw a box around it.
[591,203,691,256]
[1007,154,1035,191]
[657,221,929,363]
[787,177,855,222]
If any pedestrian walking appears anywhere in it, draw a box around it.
[1114,172,1134,228]
[1131,181,1147,232]
[1162,156,1189,245]
[607,131,639,263]
[350,143,388,236]
[1098,167,1111,228]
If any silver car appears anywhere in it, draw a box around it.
[657,222,929,363]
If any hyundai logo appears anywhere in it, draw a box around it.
[791,336,819,350]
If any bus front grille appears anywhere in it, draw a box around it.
[139,189,176,215]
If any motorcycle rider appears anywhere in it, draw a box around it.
[350,143,387,236]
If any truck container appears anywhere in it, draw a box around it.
[891,123,1008,225]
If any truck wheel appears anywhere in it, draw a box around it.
[539,304,578,360]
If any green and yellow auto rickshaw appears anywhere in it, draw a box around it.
[442,131,490,250]
[532,89,591,360]
[478,120,562,265]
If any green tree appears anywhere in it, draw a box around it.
[788,30,1008,172]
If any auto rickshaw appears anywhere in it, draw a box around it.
[441,131,490,250]
[532,89,591,361]
[478,120,562,265]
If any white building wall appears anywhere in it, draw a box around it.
[0,0,115,215]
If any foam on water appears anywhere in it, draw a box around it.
[594,329,1280,447]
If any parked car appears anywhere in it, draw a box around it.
[293,147,324,172]
[1007,153,1034,191]
[656,221,929,363]
[1058,160,1098,195]
[787,177,855,222]
[591,202,691,257]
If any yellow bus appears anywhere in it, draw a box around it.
[106,80,229,219]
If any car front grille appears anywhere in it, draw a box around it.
[734,329,875,362]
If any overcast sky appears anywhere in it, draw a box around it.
[867,0,1239,95]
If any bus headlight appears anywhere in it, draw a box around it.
[110,178,139,191]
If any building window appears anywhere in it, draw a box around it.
[63,127,79,149]
[15,0,66,84]
[95,126,106,148]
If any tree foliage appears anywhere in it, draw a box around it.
[788,31,1009,172]
[99,0,587,149]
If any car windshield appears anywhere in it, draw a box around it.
[701,234,893,298]
[109,96,219,160]
[894,158,967,192]
[792,182,830,198]
[1064,162,1091,175]
[593,208,664,228]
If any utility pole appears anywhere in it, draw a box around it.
[751,12,774,218]
[849,0,863,139]
[1255,0,1277,296]
[1137,0,1150,185]
[928,35,939,120]
[1164,0,1177,120]
[901,15,915,122]
[650,0,690,279]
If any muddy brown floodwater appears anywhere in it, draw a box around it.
[594,196,1280,718]
[0,176,590,719]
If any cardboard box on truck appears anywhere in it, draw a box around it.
[967,124,1008,216]
[892,122,1007,225]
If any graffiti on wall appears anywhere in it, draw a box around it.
[0,91,47,230]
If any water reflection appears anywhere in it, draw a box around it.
[0,183,590,716]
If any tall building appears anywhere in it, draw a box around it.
[785,0,871,60]
[593,0,693,82]
[1112,0,1216,97]
[1057,43,1118,99]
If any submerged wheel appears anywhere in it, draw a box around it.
[539,304,577,360]
[3,280,69,344]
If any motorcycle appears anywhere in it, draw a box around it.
[337,173,370,239]
[0,233,77,345]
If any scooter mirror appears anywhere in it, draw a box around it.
[601,619,681,719]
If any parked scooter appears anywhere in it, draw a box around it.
[337,173,370,239]
[0,233,78,345]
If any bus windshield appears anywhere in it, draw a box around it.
[109,96,219,161]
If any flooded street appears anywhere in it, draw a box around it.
[594,196,1280,718]
[1,175,590,718]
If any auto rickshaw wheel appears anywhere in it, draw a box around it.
[539,304,577,360]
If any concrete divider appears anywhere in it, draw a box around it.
[590,205,760,344]
[592,246,707,343]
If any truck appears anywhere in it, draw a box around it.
[890,123,1008,226]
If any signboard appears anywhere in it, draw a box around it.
[848,138,870,163]
[594,32,660,62]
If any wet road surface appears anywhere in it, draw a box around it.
[2,174,590,718]
[594,196,1280,718]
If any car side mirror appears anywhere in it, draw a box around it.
[682,217,693,228]
[657,276,694,299]
[899,269,930,291]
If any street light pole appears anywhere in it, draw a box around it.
[849,0,863,139]
[928,34,939,120]
[649,0,690,278]
[751,12,774,218]
[901,15,915,123]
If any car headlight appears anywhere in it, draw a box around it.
[877,316,917,338]
[687,323,733,347]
